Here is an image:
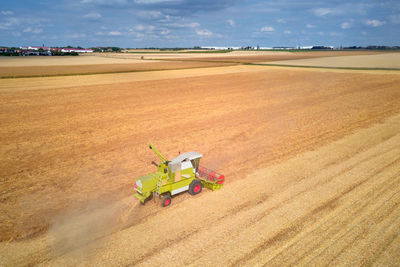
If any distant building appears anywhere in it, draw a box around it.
[298,46,313,50]
[20,46,50,50]
[61,48,93,53]
[272,46,296,50]
[19,46,93,53]
[201,46,241,50]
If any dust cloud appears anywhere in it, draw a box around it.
[49,195,141,261]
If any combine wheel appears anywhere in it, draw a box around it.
[141,193,153,205]
[161,193,172,207]
[189,180,203,195]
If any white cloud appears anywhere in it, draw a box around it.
[312,4,372,18]
[12,31,20,36]
[135,25,145,31]
[81,0,128,5]
[365,19,386,27]
[330,32,342,36]
[158,14,179,22]
[70,33,86,38]
[227,19,235,27]
[0,17,20,30]
[283,30,291,34]
[134,0,175,3]
[160,29,170,35]
[96,30,122,36]
[83,12,102,20]
[109,31,122,36]
[390,14,400,24]
[313,8,334,17]
[134,32,145,38]
[135,24,155,31]
[33,28,43,34]
[165,22,199,28]
[196,29,212,36]
[1,10,14,16]
[1,16,48,31]
[261,26,274,32]
[23,27,43,34]
[277,18,286,23]
[187,22,200,28]
[341,22,351,29]
[306,24,315,28]
[361,31,367,35]
[139,10,162,18]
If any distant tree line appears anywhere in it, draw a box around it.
[0,48,79,56]
[90,47,121,52]
[342,45,400,50]
[311,46,333,50]
[50,50,79,56]
[0,47,19,56]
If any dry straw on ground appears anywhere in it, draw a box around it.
[1,51,399,266]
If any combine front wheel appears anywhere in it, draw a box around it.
[189,180,203,195]
[161,194,172,207]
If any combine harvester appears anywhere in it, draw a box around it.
[134,143,225,207]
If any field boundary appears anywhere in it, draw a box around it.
[115,57,400,72]
[2,61,400,79]
[247,63,400,71]
[0,63,237,79]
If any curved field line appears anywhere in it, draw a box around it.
[247,62,400,71]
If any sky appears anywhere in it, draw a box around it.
[0,0,399,48]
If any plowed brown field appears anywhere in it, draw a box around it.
[1,55,400,266]
[0,61,233,78]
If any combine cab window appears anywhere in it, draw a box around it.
[181,159,193,170]
[191,159,200,173]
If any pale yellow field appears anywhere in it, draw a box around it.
[1,113,399,266]
[110,50,381,61]
[102,50,293,60]
[0,55,155,67]
[265,52,400,69]
[1,52,400,266]
[0,65,269,91]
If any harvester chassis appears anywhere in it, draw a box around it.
[134,144,225,207]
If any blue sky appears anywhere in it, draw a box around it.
[0,0,399,48]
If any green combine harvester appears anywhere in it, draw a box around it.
[134,143,225,207]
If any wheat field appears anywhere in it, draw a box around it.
[1,52,399,266]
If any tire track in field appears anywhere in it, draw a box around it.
[276,176,399,265]
[132,140,399,266]
[2,68,400,266]
[370,226,400,266]
[40,80,399,264]
[231,158,400,266]
[324,194,400,266]
[243,143,400,266]
[189,133,400,266]
[310,191,400,266]
[262,171,400,266]
[5,115,399,266]
[131,121,400,266]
